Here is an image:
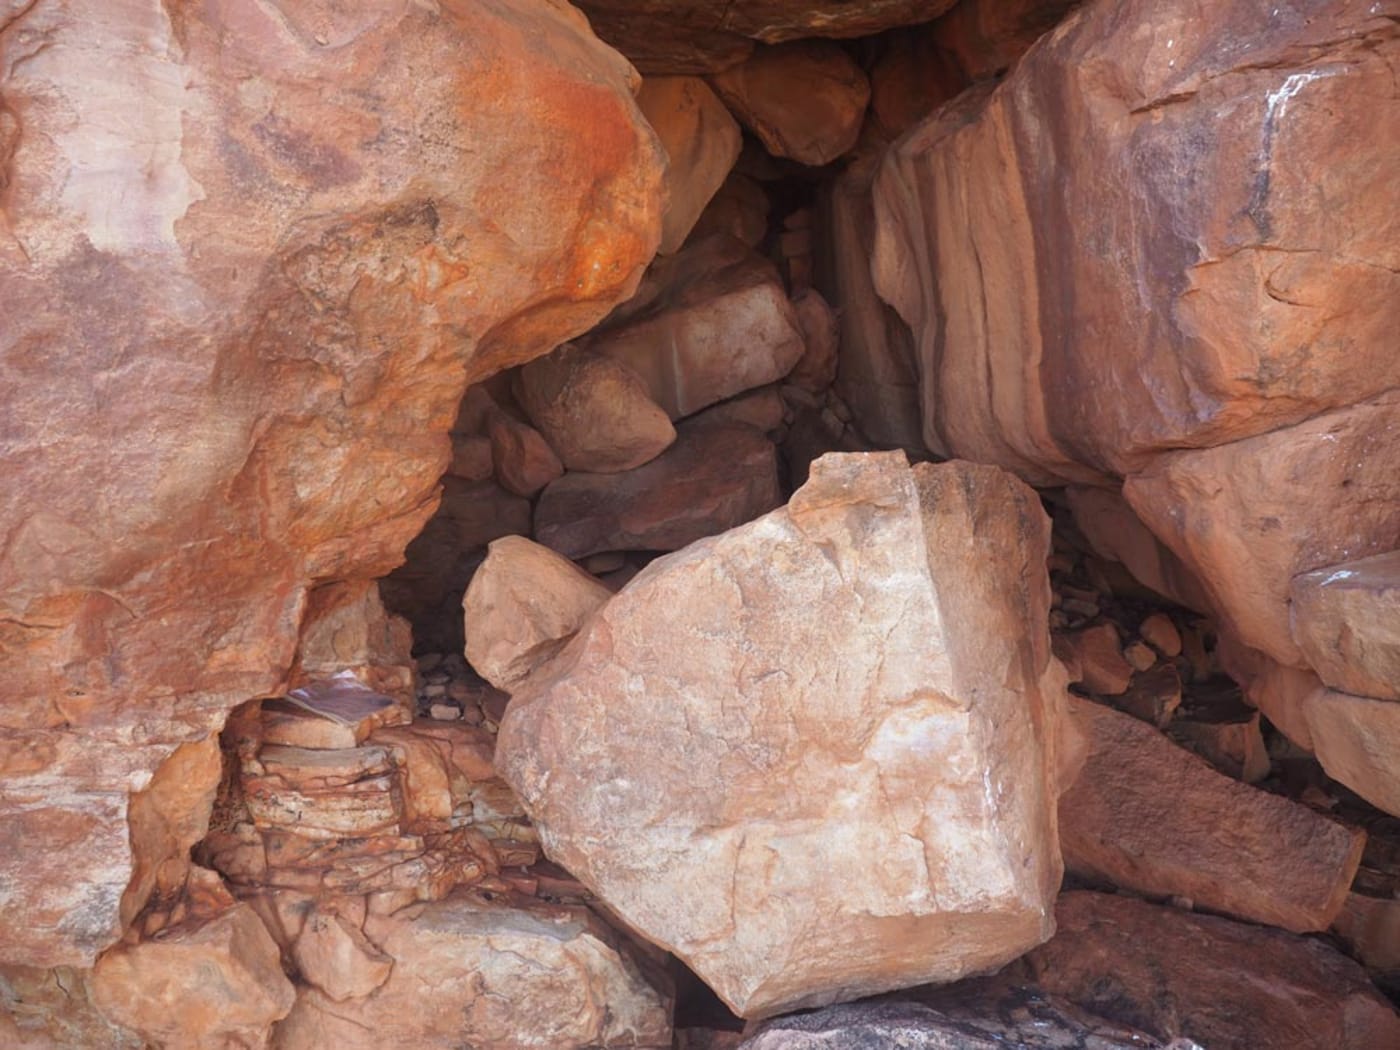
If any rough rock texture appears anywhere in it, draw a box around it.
[290,581,416,709]
[91,904,295,1049]
[787,289,840,393]
[691,173,771,248]
[463,536,613,691]
[0,965,144,1049]
[638,77,743,254]
[485,409,564,499]
[927,0,1082,81]
[0,0,663,967]
[534,421,783,560]
[1059,697,1362,932]
[1305,689,1400,817]
[517,345,677,473]
[1220,640,1321,749]
[274,892,672,1050]
[1012,891,1400,1050]
[710,43,871,166]
[501,453,1079,1018]
[588,236,807,420]
[866,31,967,144]
[1291,551,1400,700]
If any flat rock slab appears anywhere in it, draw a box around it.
[1059,696,1362,932]
[1291,550,1400,700]
[501,452,1077,1018]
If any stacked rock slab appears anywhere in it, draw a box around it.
[499,452,1080,1018]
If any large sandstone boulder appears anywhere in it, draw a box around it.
[499,453,1080,1018]
[1304,689,1400,817]
[1291,551,1400,700]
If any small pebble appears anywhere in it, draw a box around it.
[430,703,462,721]
[1124,642,1156,672]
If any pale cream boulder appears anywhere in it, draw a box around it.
[1291,551,1400,700]
[1305,689,1400,817]
[463,536,613,691]
[500,453,1079,1018]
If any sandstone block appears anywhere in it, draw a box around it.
[1291,550,1400,700]
[1305,688,1400,817]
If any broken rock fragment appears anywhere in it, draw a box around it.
[1291,550,1400,701]
[501,452,1077,1018]
[1304,688,1400,817]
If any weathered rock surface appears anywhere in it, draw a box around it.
[274,892,672,1050]
[1220,640,1321,749]
[1305,688,1400,817]
[1291,551,1400,700]
[588,236,807,420]
[485,408,564,499]
[517,345,677,473]
[91,904,295,1049]
[1060,624,1132,696]
[927,0,1082,81]
[638,77,743,253]
[1012,891,1400,1050]
[290,581,416,709]
[464,536,613,691]
[0,964,143,1049]
[787,289,840,393]
[534,421,783,560]
[710,43,871,166]
[501,453,1079,1018]
[690,173,771,248]
[0,0,663,967]
[291,906,393,1003]
[1059,697,1361,932]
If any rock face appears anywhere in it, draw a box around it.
[0,0,663,967]
[500,453,1078,1018]
[1291,551,1400,700]
[1059,697,1362,932]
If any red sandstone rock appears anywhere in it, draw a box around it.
[1059,697,1362,932]
[533,421,783,560]
[291,907,393,1003]
[1061,624,1133,696]
[1013,891,1400,1050]
[710,42,871,166]
[787,289,840,393]
[485,408,564,499]
[446,434,494,482]
[1333,892,1400,977]
[1138,613,1182,658]
[463,536,613,691]
[1305,688,1400,817]
[0,964,143,1049]
[1219,638,1322,750]
[638,77,743,253]
[927,0,1081,81]
[290,581,416,711]
[501,453,1079,1018]
[866,31,966,143]
[689,173,770,248]
[516,345,677,473]
[692,386,787,433]
[1113,664,1181,729]
[1291,551,1400,700]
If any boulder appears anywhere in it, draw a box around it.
[0,964,144,1049]
[484,409,564,498]
[290,581,416,709]
[1219,639,1321,750]
[710,42,871,166]
[1304,689,1400,817]
[638,77,743,253]
[0,0,663,967]
[1059,697,1362,932]
[1291,550,1400,700]
[273,893,671,1050]
[689,173,770,248]
[1139,613,1183,657]
[516,345,677,473]
[463,536,613,691]
[533,421,782,560]
[91,904,295,1049]
[500,453,1079,1018]
[1013,891,1400,1050]
[865,31,967,143]
[786,289,840,393]
[926,0,1082,81]
[290,907,393,1003]
[1059,623,1133,696]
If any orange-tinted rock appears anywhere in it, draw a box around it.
[534,421,782,560]
[710,43,870,166]
[485,408,564,499]
[1169,695,1270,784]
[927,0,1081,81]
[1013,891,1400,1050]
[1291,551,1400,701]
[0,0,663,967]
[1219,639,1321,750]
[1113,664,1181,729]
[865,30,967,143]
[689,173,770,248]
[787,289,839,393]
[501,454,1078,1018]
[588,237,807,420]
[1333,892,1400,977]
[463,536,613,691]
[517,345,677,473]
[1061,624,1133,696]
[1124,394,1400,668]
[274,893,671,1049]
[638,77,743,253]
[290,581,416,710]
[91,904,295,1049]
[1305,688,1400,817]
[446,434,494,482]
[291,907,392,1003]
[1059,697,1361,932]
[1138,613,1182,657]
[0,964,143,1049]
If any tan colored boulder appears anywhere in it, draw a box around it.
[1125,394,1400,668]
[786,289,840,393]
[1059,697,1362,932]
[1305,688,1400,816]
[689,173,770,248]
[1139,613,1182,657]
[290,581,416,710]
[1013,890,1400,1050]
[588,237,807,420]
[638,77,743,253]
[692,386,786,433]
[92,904,295,1049]
[534,420,782,560]
[485,408,563,498]
[463,536,613,691]
[710,42,870,166]
[516,345,677,473]
[291,907,392,1003]
[501,453,1079,1018]
[274,893,671,1049]
[0,964,144,1049]
[1291,550,1400,700]
[1060,623,1133,696]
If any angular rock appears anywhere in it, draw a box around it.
[1012,891,1400,1050]
[588,237,807,420]
[1060,624,1132,696]
[1169,695,1270,784]
[501,453,1079,1018]
[1113,664,1181,729]
[1219,639,1322,750]
[1333,892,1400,976]
[692,386,786,433]
[291,907,393,1003]
[274,893,671,1049]
[710,42,871,166]
[1305,688,1400,817]
[516,345,677,473]
[0,0,662,966]
[689,173,770,248]
[927,0,1082,82]
[463,536,613,691]
[638,77,743,253]
[1138,613,1182,657]
[1059,696,1362,932]
[1291,551,1400,700]
[91,904,295,1049]
[534,421,782,560]
[786,289,840,393]
[485,408,563,498]
[1125,394,1400,668]
[291,581,416,709]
